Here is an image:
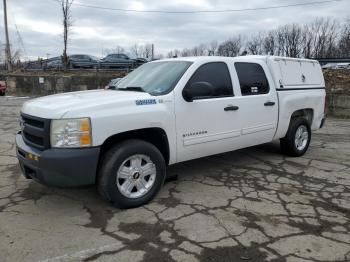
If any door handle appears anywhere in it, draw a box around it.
[264,101,275,106]
[224,105,239,111]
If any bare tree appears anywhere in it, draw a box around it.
[217,37,242,57]
[130,44,153,59]
[246,33,264,55]
[208,41,218,56]
[310,18,339,58]
[142,44,153,59]
[302,24,314,58]
[338,18,350,57]
[191,44,207,56]
[60,0,74,69]
[113,45,125,54]
[263,31,276,55]
[130,44,140,57]
[181,48,192,57]
[161,17,348,60]
[167,49,181,58]
[103,45,125,56]
[284,24,304,57]
[166,50,174,58]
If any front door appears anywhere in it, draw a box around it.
[175,62,242,162]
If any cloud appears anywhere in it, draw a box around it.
[1,0,349,59]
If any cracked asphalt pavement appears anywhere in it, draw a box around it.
[0,96,350,262]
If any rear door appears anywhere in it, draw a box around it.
[230,62,279,146]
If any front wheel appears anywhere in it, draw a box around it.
[280,118,311,157]
[97,140,166,208]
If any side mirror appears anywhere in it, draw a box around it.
[182,82,214,102]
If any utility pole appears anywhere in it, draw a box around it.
[3,0,12,71]
[151,44,154,61]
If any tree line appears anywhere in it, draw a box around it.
[166,17,350,59]
[1,16,349,70]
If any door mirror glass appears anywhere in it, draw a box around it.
[183,82,214,102]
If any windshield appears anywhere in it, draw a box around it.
[115,61,192,95]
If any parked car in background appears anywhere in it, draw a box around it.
[105,78,122,89]
[24,60,43,70]
[321,62,350,70]
[20,53,147,71]
[46,57,63,70]
[134,57,149,67]
[321,63,337,69]
[100,53,135,69]
[0,81,7,96]
[335,63,350,69]
[69,54,99,69]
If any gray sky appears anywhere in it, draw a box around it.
[1,0,349,60]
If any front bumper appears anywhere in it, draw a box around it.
[16,133,100,187]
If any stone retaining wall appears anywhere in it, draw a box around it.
[2,71,126,97]
[324,70,350,118]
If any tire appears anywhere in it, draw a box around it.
[97,139,166,208]
[280,117,311,157]
[0,91,4,96]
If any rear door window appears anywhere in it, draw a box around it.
[235,62,269,96]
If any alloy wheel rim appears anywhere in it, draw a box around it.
[295,125,309,151]
[116,154,156,199]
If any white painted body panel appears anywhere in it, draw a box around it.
[174,57,279,162]
[21,56,326,165]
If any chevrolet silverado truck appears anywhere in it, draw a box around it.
[16,56,326,208]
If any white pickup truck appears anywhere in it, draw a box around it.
[16,56,326,208]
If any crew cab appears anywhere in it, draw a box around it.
[16,56,326,208]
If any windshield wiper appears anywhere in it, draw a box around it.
[117,86,146,92]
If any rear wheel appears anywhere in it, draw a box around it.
[280,118,311,157]
[97,139,166,208]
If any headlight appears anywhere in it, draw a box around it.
[50,118,92,148]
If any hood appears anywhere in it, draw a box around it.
[21,89,152,119]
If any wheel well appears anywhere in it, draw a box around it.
[99,128,170,165]
[290,108,314,125]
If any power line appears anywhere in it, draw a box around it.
[51,0,345,14]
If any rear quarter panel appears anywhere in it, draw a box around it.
[274,89,326,140]
[266,57,326,139]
